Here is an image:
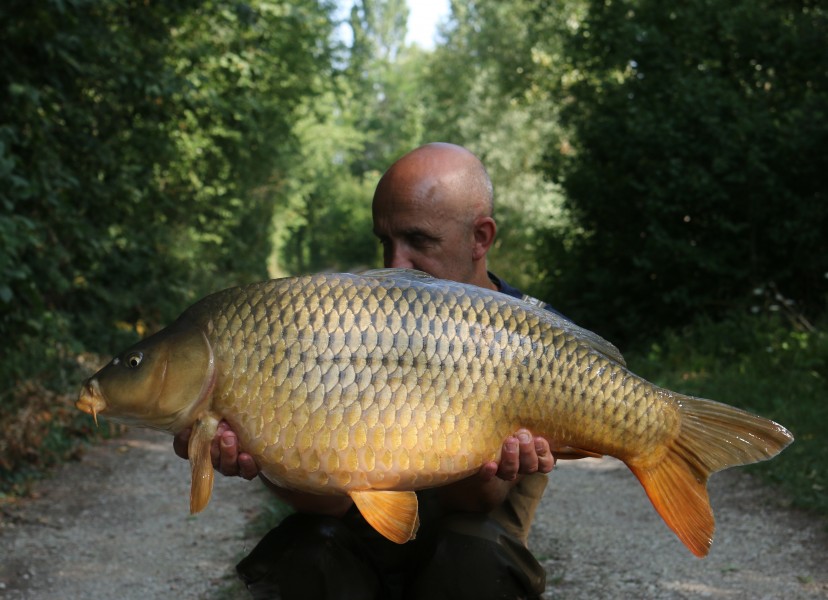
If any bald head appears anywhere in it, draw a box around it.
[372,143,498,289]
[374,143,494,220]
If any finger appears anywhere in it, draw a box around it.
[173,429,191,459]
[496,437,520,481]
[219,430,240,476]
[210,421,229,469]
[516,429,538,474]
[477,461,498,482]
[238,453,260,481]
[534,436,555,474]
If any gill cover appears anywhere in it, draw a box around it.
[84,319,215,432]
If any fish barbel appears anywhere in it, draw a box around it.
[76,269,793,556]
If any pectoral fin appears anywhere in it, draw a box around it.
[187,415,220,514]
[350,490,419,544]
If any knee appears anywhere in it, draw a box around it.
[237,513,382,600]
[406,513,546,600]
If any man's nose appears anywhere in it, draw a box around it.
[385,246,414,269]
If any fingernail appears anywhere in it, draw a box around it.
[221,436,233,447]
[518,432,531,444]
[506,440,518,453]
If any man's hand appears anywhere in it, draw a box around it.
[478,428,555,482]
[437,428,555,512]
[173,420,259,480]
[173,423,349,514]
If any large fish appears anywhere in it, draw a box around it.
[77,269,792,557]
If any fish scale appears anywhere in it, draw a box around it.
[210,273,596,491]
[77,268,793,555]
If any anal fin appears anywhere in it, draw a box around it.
[187,415,220,514]
[351,490,419,544]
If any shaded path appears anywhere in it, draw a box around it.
[530,457,828,599]
[0,428,260,599]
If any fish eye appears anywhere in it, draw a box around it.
[125,352,143,368]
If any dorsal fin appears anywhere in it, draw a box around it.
[556,318,627,366]
[360,268,436,284]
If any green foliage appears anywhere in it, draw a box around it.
[1,0,335,491]
[2,0,188,352]
[629,313,828,515]
[272,91,379,274]
[346,0,426,174]
[537,0,828,343]
[423,0,827,515]
[274,0,427,274]
[164,0,335,283]
[416,0,581,293]
[1,0,334,365]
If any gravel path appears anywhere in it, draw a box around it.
[0,428,260,599]
[1,428,826,599]
[530,457,828,599]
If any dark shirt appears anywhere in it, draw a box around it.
[488,271,569,321]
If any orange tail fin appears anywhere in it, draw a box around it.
[629,395,793,557]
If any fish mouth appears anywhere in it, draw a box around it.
[76,378,108,427]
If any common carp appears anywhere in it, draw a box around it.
[76,269,793,557]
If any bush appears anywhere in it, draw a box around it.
[0,352,124,497]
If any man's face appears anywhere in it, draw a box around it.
[372,190,476,284]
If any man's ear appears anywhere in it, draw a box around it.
[472,216,497,260]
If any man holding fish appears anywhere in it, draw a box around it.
[78,141,791,597]
[175,142,557,598]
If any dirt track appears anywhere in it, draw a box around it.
[530,455,828,599]
[1,427,826,599]
[0,429,259,599]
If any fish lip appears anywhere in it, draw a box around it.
[76,378,107,425]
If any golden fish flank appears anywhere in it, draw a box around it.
[76,268,793,556]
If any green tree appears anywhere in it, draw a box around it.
[346,0,425,174]
[275,0,428,274]
[0,0,335,386]
[539,0,828,342]
[271,90,378,275]
[2,0,200,368]
[160,0,335,287]
[418,0,581,293]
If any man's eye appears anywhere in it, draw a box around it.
[409,235,433,248]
